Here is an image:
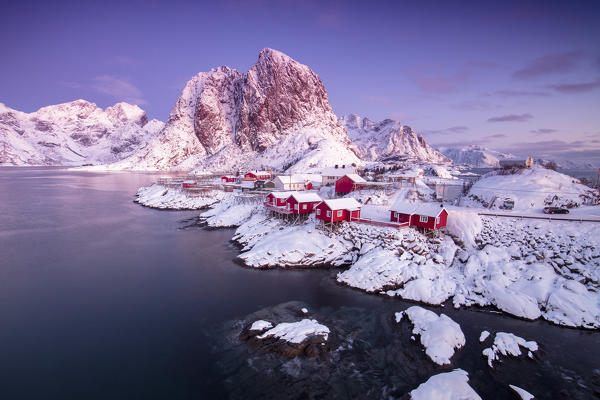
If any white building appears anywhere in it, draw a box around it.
[321,166,356,186]
[273,175,308,191]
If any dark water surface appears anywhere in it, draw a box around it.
[0,168,598,399]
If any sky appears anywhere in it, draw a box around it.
[1,0,599,164]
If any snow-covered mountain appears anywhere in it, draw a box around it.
[340,114,450,164]
[441,145,515,167]
[113,48,361,172]
[0,100,163,166]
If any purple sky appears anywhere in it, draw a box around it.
[2,0,599,163]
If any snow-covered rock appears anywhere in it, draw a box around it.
[396,306,465,365]
[256,319,330,343]
[0,100,162,166]
[409,369,482,400]
[466,166,599,210]
[479,330,490,343]
[509,384,535,400]
[112,48,361,172]
[482,332,538,368]
[340,114,449,164]
[135,184,226,210]
[441,145,515,167]
[249,320,273,332]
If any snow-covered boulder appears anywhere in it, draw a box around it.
[396,306,465,365]
[482,332,538,368]
[410,369,482,400]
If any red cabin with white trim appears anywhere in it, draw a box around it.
[221,176,236,183]
[182,180,197,189]
[389,202,448,230]
[244,170,272,181]
[335,174,367,194]
[285,192,322,214]
[265,192,294,207]
[315,198,362,223]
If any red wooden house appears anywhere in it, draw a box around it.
[389,201,448,230]
[182,180,197,189]
[244,170,272,181]
[221,176,236,183]
[335,174,367,194]
[315,198,362,223]
[265,192,294,207]
[286,193,322,214]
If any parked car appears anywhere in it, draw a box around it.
[543,207,569,214]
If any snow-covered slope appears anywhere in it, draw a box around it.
[466,166,599,210]
[441,145,515,167]
[113,48,361,172]
[0,100,163,166]
[341,114,450,164]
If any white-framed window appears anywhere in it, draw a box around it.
[435,216,440,224]
[316,209,321,215]
[420,215,428,223]
[294,204,299,210]
[337,210,343,217]
[394,212,398,218]
[302,204,307,209]
[272,198,276,205]
[326,210,331,217]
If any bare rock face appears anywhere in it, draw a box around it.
[115,48,359,171]
[236,48,348,152]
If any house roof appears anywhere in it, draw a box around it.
[344,174,367,183]
[247,170,271,175]
[319,198,362,211]
[389,201,447,217]
[289,192,322,203]
[274,175,306,184]
[322,167,356,176]
[268,191,296,199]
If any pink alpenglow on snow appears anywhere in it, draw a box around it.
[396,306,465,365]
[409,369,482,400]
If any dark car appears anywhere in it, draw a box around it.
[543,207,569,214]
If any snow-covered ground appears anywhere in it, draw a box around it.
[135,184,227,210]
[134,183,600,329]
[465,166,599,210]
[481,332,538,368]
[409,369,482,400]
[396,306,465,365]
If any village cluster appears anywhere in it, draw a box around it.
[159,164,459,232]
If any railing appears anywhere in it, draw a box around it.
[264,202,294,214]
[352,218,410,228]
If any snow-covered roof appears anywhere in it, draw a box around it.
[345,174,366,183]
[247,170,271,175]
[322,167,356,176]
[274,175,306,184]
[290,192,322,203]
[389,201,447,217]
[183,180,196,184]
[319,198,362,211]
[268,191,296,199]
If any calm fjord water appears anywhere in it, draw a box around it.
[0,168,598,399]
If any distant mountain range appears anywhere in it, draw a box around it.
[2,49,594,171]
[0,100,162,166]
